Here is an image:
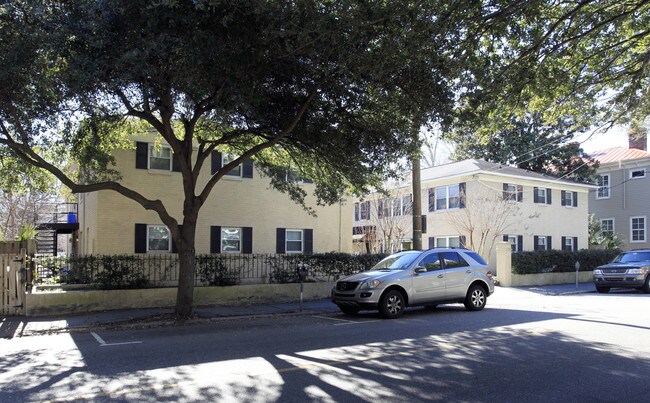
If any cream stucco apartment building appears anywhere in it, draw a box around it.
[76,134,352,255]
[353,159,597,267]
[589,144,650,250]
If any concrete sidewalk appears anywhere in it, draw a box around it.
[1,282,597,338]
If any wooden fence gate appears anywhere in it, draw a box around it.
[1,241,32,316]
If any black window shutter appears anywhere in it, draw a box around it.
[428,189,435,212]
[561,190,567,206]
[172,154,181,172]
[459,182,466,208]
[135,223,147,253]
[136,142,148,169]
[502,183,508,200]
[421,215,427,234]
[354,203,359,221]
[428,237,435,249]
[573,192,578,207]
[517,235,523,252]
[243,227,253,254]
[210,226,221,253]
[546,189,552,205]
[377,200,383,218]
[503,235,509,242]
[517,185,523,202]
[276,228,286,254]
[304,229,313,255]
[573,237,578,252]
[561,236,567,251]
[211,151,222,175]
[172,225,182,253]
[533,187,539,203]
[533,235,539,251]
[459,235,466,248]
[242,159,254,178]
[546,236,552,250]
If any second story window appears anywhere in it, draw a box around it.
[222,154,242,177]
[597,174,610,199]
[354,201,370,221]
[630,168,646,179]
[149,145,172,171]
[600,219,614,237]
[430,183,464,211]
[533,187,552,205]
[503,183,523,202]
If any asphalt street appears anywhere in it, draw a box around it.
[1,285,649,402]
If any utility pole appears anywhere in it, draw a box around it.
[412,152,422,250]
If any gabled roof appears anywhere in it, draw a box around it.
[589,147,650,164]
[420,159,596,188]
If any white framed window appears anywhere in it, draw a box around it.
[504,184,516,201]
[630,168,646,179]
[148,145,172,171]
[435,236,460,248]
[561,191,574,207]
[562,237,574,252]
[431,185,460,211]
[286,229,303,253]
[147,225,170,252]
[534,188,548,204]
[222,153,242,177]
[535,235,548,251]
[221,227,241,253]
[600,218,614,237]
[507,235,518,252]
[630,216,646,242]
[597,174,610,199]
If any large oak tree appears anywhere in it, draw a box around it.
[1,0,648,317]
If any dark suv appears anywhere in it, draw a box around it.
[331,248,495,319]
[593,250,650,294]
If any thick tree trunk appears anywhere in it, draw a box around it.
[175,222,197,319]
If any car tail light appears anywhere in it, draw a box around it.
[486,271,493,280]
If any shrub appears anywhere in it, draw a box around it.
[511,249,620,275]
[267,252,387,283]
[93,255,149,289]
[196,254,240,286]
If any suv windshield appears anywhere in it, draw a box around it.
[370,252,420,271]
[613,251,650,263]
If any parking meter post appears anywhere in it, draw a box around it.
[296,265,308,312]
[575,261,580,290]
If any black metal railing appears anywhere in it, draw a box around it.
[32,252,386,289]
[37,203,78,225]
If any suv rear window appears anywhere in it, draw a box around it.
[440,251,469,268]
[464,251,488,266]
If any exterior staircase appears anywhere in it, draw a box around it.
[36,228,57,255]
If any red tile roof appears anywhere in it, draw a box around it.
[589,147,650,164]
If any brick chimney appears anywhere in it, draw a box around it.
[628,125,647,151]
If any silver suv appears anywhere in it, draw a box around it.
[593,249,650,294]
[331,248,495,319]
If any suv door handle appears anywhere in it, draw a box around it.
[466,270,472,273]
[437,274,444,278]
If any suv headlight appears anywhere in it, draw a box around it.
[627,267,649,275]
[593,269,602,275]
[360,280,382,290]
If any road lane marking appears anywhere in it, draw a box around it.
[91,332,142,347]
[312,315,380,325]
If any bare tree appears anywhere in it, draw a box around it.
[354,184,414,254]
[445,182,525,260]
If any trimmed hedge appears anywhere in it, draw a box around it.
[268,252,387,283]
[511,249,620,275]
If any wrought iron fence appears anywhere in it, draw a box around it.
[32,252,386,290]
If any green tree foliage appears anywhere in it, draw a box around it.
[450,112,599,181]
[1,0,647,317]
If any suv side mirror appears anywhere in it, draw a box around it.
[414,266,427,274]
